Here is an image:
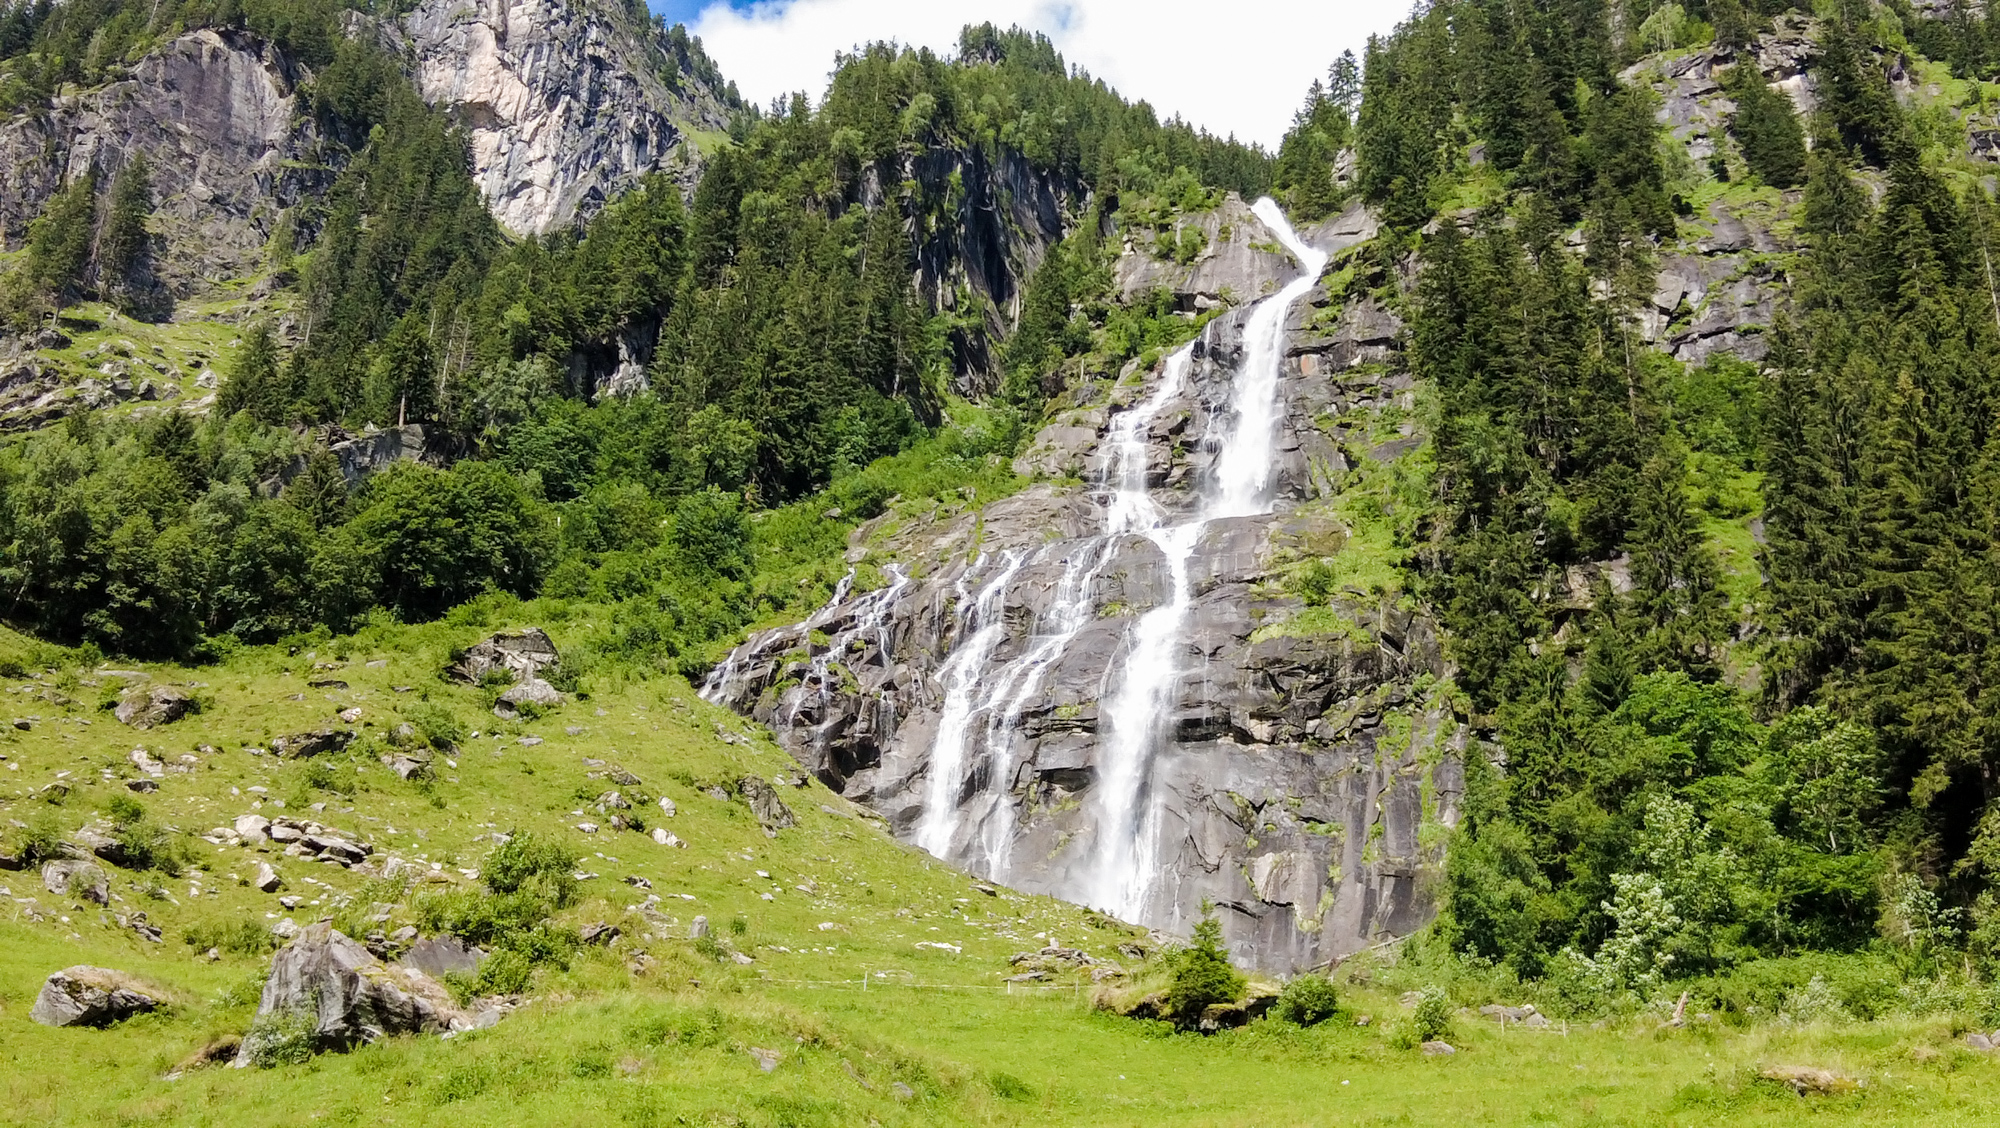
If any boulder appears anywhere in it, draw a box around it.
[398,936,485,979]
[739,776,797,836]
[254,862,283,893]
[447,628,561,686]
[42,859,108,905]
[234,814,272,840]
[689,915,710,940]
[1420,1041,1456,1056]
[30,966,163,1027]
[114,685,193,729]
[271,728,356,759]
[493,678,564,719]
[380,751,433,780]
[236,924,467,1062]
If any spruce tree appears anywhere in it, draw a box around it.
[1723,63,1806,188]
[24,167,97,313]
[97,154,153,310]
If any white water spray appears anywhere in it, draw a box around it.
[1089,200,1328,920]
[915,551,1026,857]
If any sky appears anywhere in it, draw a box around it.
[646,1,1407,149]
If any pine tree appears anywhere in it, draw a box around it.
[1723,62,1807,188]
[1628,446,1729,673]
[218,326,287,424]
[285,448,350,530]
[24,167,97,313]
[97,154,153,310]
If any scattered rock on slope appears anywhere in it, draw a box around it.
[447,628,561,685]
[739,776,797,836]
[114,684,194,729]
[234,923,490,1063]
[270,728,356,759]
[41,859,109,905]
[30,966,164,1027]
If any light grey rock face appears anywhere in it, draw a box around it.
[449,628,562,685]
[115,684,194,729]
[30,966,162,1027]
[0,29,331,289]
[42,859,109,905]
[400,936,485,978]
[236,923,468,1061]
[401,0,730,234]
[1622,18,1824,368]
[707,214,1462,972]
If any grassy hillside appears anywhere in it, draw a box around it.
[0,602,1996,1126]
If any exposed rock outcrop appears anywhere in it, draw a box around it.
[705,209,1463,972]
[449,628,562,684]
[0,28,332,288]
[30,966,163,1027]
[115,684,194,729]
[400,0,734,235]
[234,923,487,1061]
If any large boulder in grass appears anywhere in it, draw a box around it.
[739,776,797,836]
[447,629,561,686]
[493,677,563,720]
[271,728,356,759]
[30,966,164,1027]
[234,923,488,1064]
[115,684,193,729]
[42,859,109,905]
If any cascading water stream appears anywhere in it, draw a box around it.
[915,550,1026,857]
[1088,200,1330,920]
[704,199,1328,933]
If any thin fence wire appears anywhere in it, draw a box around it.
[758,973,1093,999]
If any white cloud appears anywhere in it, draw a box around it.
[688,0,1407,150]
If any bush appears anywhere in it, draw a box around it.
[399,699,465,751]
[482,832,578,905]
[185,917,279,957]
[247,1006,320,1068]
[102,796,192,874]
[11,811,66,863]
[473,948,534,996]
[1271,974,1340,1027]
[1413,985,1454,1042]
[1168,903,1246,1023]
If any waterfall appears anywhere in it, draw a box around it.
[1088,199,1330,920]
[915,550,1026,857]
[705,199,1330,932]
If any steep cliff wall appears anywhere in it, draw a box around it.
[0,28,332,293]
[402,0,734,235]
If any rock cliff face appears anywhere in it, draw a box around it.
[401,0,733,235]
[705,201,1463,972]
[0,1,732,270]
[0,28,331,291]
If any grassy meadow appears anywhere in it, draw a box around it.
[0,603,1995,1127]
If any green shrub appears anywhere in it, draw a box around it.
[101,796,192,874]
[473,948,534,996]
[400,699,466,750]
[185,917,279,957]
[482,832,578,905]
[1413,985,1454,1042]
[1168,903,1246,1023]
[247,1006,320,1068]
[1271,974,1340,1027]
[12,811,66,862]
